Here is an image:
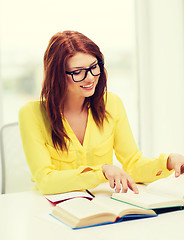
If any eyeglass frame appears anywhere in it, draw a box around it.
[65,61,104,82]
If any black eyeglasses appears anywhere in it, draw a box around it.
[65,61,104,82]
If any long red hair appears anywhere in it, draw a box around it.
[41,30,108,151]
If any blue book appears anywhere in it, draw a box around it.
[51,197,157,229]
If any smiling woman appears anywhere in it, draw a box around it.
[1,0,141,195]
[41,31,108,151]
[18,30,184,196]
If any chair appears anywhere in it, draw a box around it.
[0,122,34,194]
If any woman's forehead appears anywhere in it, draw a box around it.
[66,52,97,70]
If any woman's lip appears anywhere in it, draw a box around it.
[80,82,95,89]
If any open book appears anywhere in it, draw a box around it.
[51,197,156,229]
[112,174,184,210]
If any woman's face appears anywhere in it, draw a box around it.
[65,52,100,100]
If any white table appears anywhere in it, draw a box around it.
[0,186,184,240]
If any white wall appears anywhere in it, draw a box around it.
[0,73,3,127]
[136,0,184,156]
[0,68,2,193]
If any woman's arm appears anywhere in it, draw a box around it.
[113,96,173,183]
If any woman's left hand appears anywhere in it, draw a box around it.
[167,153,184,177]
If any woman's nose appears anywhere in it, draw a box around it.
[86,70,94,80]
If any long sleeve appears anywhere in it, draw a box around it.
[113,96,173,183]
[19,102,107,195]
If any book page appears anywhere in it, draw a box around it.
[89,182,115,197]
[55,198,116,220]
[112,191,183,209]
[92,197,155,216]
[147,174,184,200]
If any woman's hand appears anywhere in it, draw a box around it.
[102,164,139,194]
[167,153,184,177]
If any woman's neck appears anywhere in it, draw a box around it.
[64,96,86,114]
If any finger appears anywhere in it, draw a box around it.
[174,163,181,177]
[127,178,139,194]
[121,176,128,193]
[108,177,115,189]
[114,177,122,193]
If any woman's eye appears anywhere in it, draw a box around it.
[91,64,97,69]
[73,70,81,75]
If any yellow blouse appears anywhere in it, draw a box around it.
[19,92,172,194]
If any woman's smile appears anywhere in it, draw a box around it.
[80,81,95,90]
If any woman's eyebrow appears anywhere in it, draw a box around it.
[70,60,97,70]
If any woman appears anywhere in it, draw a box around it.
[19,30,184,195]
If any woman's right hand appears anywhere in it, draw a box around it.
[102,164,139,194]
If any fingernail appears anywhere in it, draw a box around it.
[176,172,180,177]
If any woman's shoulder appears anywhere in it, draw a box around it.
[19,100,50,130]
[104,92,126,119]
[105,91,122,101]
[19,101,47,122]
[105,92,124,109]
[19,100,42,114]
